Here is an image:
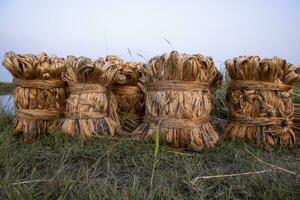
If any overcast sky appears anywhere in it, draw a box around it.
[0,0,299,82]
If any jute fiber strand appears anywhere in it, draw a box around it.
[133,51,222,151]
[61,56,125,141]
[2,52,67,141]
[224,56,300,148]
[110,60,145,133]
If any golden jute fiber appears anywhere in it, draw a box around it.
[133,51,222,151]
[61,56,124,141]
[2,51,67,141]
[224,56,300,148]
[110,60,145,133]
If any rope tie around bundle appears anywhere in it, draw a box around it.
[14,78,66,89]
[110,85,142,96]
[146,80,209,92]
[68,83,107,94]
[15,109,62,120]
[144,115,209,129]
[229,80,292,91]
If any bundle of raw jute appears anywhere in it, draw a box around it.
[224,56,300,148]
[110,61,145,133]
[61,56,125,141]
[2,51,67,141]
[133,51,222,151]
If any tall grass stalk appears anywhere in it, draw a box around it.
[149,122,161,197]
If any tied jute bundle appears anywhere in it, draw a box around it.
[110,60,145,133]
[133,51,222,151]
[61,56,125,141]
[224,56,300,148]
[2,52,67,141]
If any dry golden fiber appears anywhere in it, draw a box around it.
[110,61,145,133]
[61,56,124,141]
[133,51,221,151]
[2,51,67,141]
[224,56,300,148]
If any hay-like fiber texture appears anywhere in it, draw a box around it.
[61,56,125,141]
[2,52,67,141]
[224,56,300,148]
[133,51,221,151]
[110,60,145,133]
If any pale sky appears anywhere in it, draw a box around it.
[0,0,299,82]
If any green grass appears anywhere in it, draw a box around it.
[0,120,299,199]
[294,84,300,104]
[0,82,13,95]
[0,85,299,199]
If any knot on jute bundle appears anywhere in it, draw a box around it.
[224,56,299,148]
[133,51,222,151]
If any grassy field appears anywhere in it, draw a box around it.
[0,82,13,95]
[0,87,299,199]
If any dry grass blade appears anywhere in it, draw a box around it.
[245,149,299,176]
[224,56,300,148]
[61,56,123,141]
[133,51,222,151]
[2,51,67,141]
[191,169,271,184]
